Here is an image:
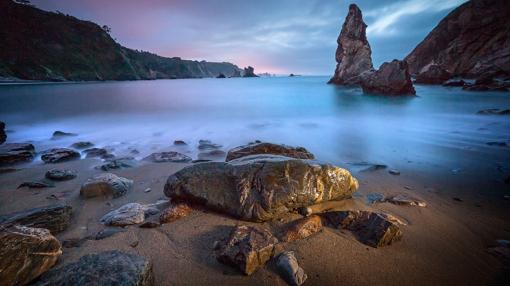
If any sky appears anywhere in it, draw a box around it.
[31,0,467,75]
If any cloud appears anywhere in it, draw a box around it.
[365,0,467,37]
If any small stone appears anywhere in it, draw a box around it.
[52,131,77,139]
[276,251,307,286]
[143,151,192,163]
[80,173,133,199]
[45,169,77,181]
[159,203,193,224]
[174,140,187,146]
[100,203,148,226]
[453,197,463,202]
[130,241,139,248]
[41,148,80,163]
[281,215,323,242]
[388,169,401,175]
[386,194,427,207]
[17,180,55,189]
[70,141,94,149]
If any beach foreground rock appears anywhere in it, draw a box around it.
[226,142,315,161]
[34,250,154,286]
[80,173,133,199]
[281,215,323,242]
[164,155,358,222]
[0,225,62,286]
[41,148,80,163]
[100,203,156,226]
[144,151,192,163]
[0,143,35,165]
[361,60,416,95]
[276,251,308,286]
[0,204,72,234]
[45,169,77,181]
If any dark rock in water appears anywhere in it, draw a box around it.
[276,251,308,286]
[0,225,62,286]
[51,131,77,139]
[242,66,258,78]
[388,169,401,175]
[80,173,133,199]
[197,149,226,160]
[98,158,137,171]
[486,141,508,147]
[83,147,109,158]
[217,73,226,78]
[34,250,154,286]
[385,194,427,207]
[463,78,510,92]
[41,148,81,163]
[405,0,510,80]
[94,227,126,240]
[226,142,315,161]
[45,169,77,181]
[329,4,374,85]
[415,64,450,84]
[366,193,385,204]
[0,121,6,144]
[198,139,222,150]
[443,79,466,87]
[280,215,323,243]
[159,203,193,224]
[173,140,187,146]
[165,155,358,222]
[17,180,55,189]
[143,151,192,163]
[0,143,35,165]
[477,109,510,115]
[0,204,72,234]
[322,210,403,247]
[70,141,94,149]
[361,60,416,95]
[215,225,278,275]
[100,203,149,226]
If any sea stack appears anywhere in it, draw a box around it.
[328,4,374,85]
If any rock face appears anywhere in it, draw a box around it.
[414,64,451,84]
[405,0,510,80]
[281,215,323,242]
[41,148,81,163]
[361,60,416,95]
[35,250,154,286]
[0,225,62,286]
[0,204,72,234]
[45,169,77,181]
[329,4,374,85]
[0,143,35,165]
[0,121,6,144]
[164,155,358,222]
[226,142,315,162]
[276,251,308,286]
[100,203,149,226]
[215,225,278,275]
[143,151,192,163]
[80,173,133,199]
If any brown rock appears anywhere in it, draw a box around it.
[226,142,315,161]
[329,4,374,85]
[159,203,193,224]
[0,204,72,234]
[0,225,62,286]
[215,225,278,275]
[41,148,80,163]
[281,215,323,242]
[0,143,35,166]
[386,194,427,207]
[361,60,416,95]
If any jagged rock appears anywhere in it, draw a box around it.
[405,0,510,80]
[143,151,192,163]
[242,66,258,78]
[443,79,466,87]
[173,140,187,146]
[83,148,109,158]
[281,215,323,242]
[17,180,55,189]
[0,121,6,144]
[0,204,72,234]
[0,143,35,165]
[164,155,358,222]
[97,158,137,171]
[322,210,402,247]
[329,4,373,85]
[226,142,315,161]
[386,194,427,207]
[361,60,416,95]
[70,141,93,149]
[214,225,278,275]
[159,203,193,224]
[198,139,222,150]
[415,64,451,84]
[0,225,62,286]
[477,108,510,115]
[276,251,307,286]
[51,131,77,139]
[34,250,154,286]
[100,203,151,226]
[45,169,77,181]
[41,148,80,163]
[80,173,133,199]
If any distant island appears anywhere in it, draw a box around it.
[0,0,251,81]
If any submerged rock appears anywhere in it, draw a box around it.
[329,4,374,85]
[80,173,133,199]
[35,250,154,286]
[70,141,94,149]
[45,169,77,181]
[83,147,109,158]
[17,180,55,189]
[0,225,62,286]
[173,140,187,146]
[97,157,137,171]
[415,64,451,84]
[51,130,77,139]
[0,121,6,144]
[281,215,323,242]
[477,108,510,115]
[276,251,308,286]
[215,225,278,275]
[322,210,403,247]
[100,203,150,226]
[143,151,192,163]
[0,204,72,234]
[197,149,226,160]
[159,203,193,224]
[41,148,80,163]
[0,143,35,165]
[361,60,416,95]
[226,142,315,161]
[164,155,358,222]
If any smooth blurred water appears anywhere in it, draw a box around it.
[1,76,509,184]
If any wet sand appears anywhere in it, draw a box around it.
[1,158,509,286]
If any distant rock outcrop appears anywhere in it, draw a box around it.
[361,60,416,95]
[328,4,374,85]
[243,66,258,78]
[405,0,510,81]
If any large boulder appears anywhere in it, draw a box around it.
[361,60,416,95]
[143,151,192,163]
[415,64,451,84]
[164,155,358,222]
[0,225,62,286]
[226,142,315,161]
[34,250,154,286]
[80,173,133,199]
[41,148,80,163]
[214,225,278,275]
[0,143,35,166]
[0,204,72,234]
[328,4,374,85]
[0,121,6,144]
